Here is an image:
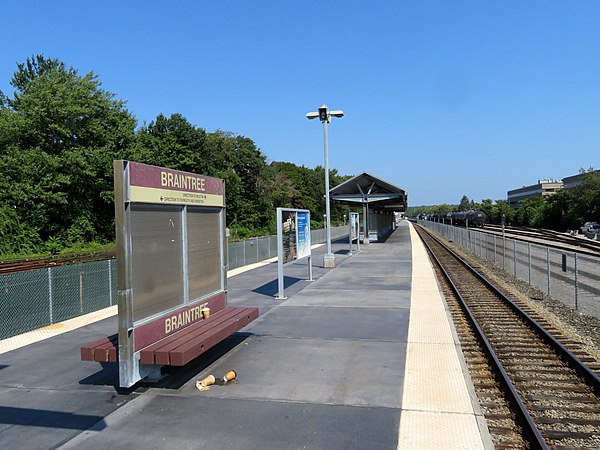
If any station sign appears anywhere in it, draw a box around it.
[128,162,224,206]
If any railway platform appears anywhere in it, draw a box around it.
[0,221,493,449]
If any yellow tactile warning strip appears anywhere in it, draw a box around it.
[398,223,491,449]
[0,243,325,354]
[0,305,118,355]
[398,410,488,449]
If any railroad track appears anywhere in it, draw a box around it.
[416,225,600,449]
[484,224,600,256]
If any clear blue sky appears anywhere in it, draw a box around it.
[2,1,599,206]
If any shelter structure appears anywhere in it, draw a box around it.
[329,172,408,244]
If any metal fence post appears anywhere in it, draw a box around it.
[243,240,246,267]
[513,240,517,277]
[502,235,506,271]
[494,235,497,264]
[48,267,53,324]
[547,247,551,296]
[80,266,84,314]
[481,233,484,258]
[108,259,113,306]
[528,243,531,285]
[574,253,579,310]
[481,233,483,257]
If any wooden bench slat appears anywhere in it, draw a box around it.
[166,308,256,357]
[94,336,119,363]
[145,308,246,365]
[155,308,257,365]
[141,307,242,355]
[80,306,258,368]
[80,334,118,362]
[170,308,258,366]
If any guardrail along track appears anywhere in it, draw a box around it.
[416,225,600,450]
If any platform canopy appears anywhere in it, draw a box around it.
[329,172,408,211]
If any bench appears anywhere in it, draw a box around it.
[81,306,258,367]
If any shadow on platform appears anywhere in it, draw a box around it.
[252,276,303,297]
[0,406,106,430]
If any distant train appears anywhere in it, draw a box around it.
[449,210,487,228]
[419,210,487,228]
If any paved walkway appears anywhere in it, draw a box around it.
[0,221,492,449]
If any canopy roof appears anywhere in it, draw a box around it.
[329,172,408,212]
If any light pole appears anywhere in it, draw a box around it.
[307,104,344,268]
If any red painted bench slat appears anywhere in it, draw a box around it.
[142,308,246,365]
[161,308,258,366]
[81,334,118,362]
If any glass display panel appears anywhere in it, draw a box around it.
[281,210,297,263]
[187,207,222,300]
[130,204,184,322]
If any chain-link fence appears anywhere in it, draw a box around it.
[0,226,348,340]
[0,260,117,339]
[419,220,600,319]
[226,225,347,270]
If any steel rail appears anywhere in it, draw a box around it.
[416,226,550,450]
[484,224,600,256]
[428,227,600,395]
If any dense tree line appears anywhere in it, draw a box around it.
[0,56,350,257]
[410,170,600,231]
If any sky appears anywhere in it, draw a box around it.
[2,1,599,206]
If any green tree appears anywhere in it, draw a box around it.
[132,114,273,236]
[569,170,600,225]
[512,197,544,227]
[479,199,494,219]
[268,162,350,228]
[458,195,471,211]
[0,55,136,253]
[492,200,512,225]
[538,189,573,230]
[131,113,208,172]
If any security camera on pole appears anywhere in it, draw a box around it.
[306,105,344,268]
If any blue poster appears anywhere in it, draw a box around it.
[296,211,311,259]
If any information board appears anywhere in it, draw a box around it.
[350,212,359,241]
[276,208,312,299]
[296,211,311,260]
[280,210,297,264]
[114,160,226,387]
[349,212,360,255]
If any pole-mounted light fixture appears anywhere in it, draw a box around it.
[306,104,344,268]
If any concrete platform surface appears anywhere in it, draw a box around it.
[0,222,492,449]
